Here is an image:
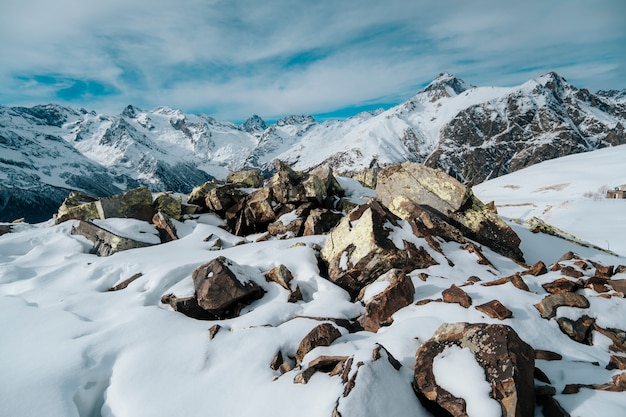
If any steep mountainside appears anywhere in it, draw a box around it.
[1,72,624,222]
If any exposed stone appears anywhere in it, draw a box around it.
[107,272,143,291]
[534,368,552,384]
[556,315,595,345]
[205,184,247,213]
[226,169,264,188]
[293,366,318,384]
[593,325,626,353]
[270,351,284,371]
[534,293,590,319]
[308,355,350,373]
[100,187,156,222]
[372,344,402,370]
[462,242,495,267]
[542,278,582,294]
[350,168,377,189]
[71,220,156,256]
[558,251,579,262]
[302,208,342,236]
[0,224,12,236]
[268,160,308,204]
[563,373,626,394]
[481,274,530,292]
[152,211,179,242]
[376,162,524,262]
[208,324,221,340]
[160,293,216,320]
[560,266,584,278]
[535,350,563,361]
[465,275,482,284]
[320,200,437,299]
[442,284,472,308]
[413,322,535,417]
[584,276,611,293]
[288,285,303,303]
[265,264,294,290]
[152,192,182,220]
[537,393,571,417]
[609,279,626,294]
[357,269,415,332]
[309,165,344,197]
[245,188,276,224]
[295,323,342,365]
[55,191,100,224]
[593,263,614,278]
[475,299,513,320]
[187,180,221,208]
[192,256,264,318]
[607,355,626,370]
[302,174,327,204]
[526,260,548,276]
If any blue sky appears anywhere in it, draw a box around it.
[1,0,624,122]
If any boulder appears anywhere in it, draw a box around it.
[205,184,247,213]
[442,284,472,308]
[534,293,590,319]
[245,188,276,224]
[321,199,437,299]
[227,169,264,188]
[295,323,342,365]
[542,278,582,294]
[98,187,156,221]
[152,211,179,242]
[265,264,294,290]
[71,220,156,256]
[309,165,344,197]
[556,315,595,345]
[357,269,415,332]
[268,160,308,204]
[152,192,182,220]
[192,256,264,318]
[475,299,513,320]
[526,260,548,276]
[55,191,100,224]
[302,208,343,236]
[376,162,524,262]
[187,180,221,208]
[413,322,535,417]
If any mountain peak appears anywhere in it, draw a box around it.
[242,115,267,132]
[276,114,316,127]
[422,72,472,99]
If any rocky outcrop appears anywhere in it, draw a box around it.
[321,199,437,299]
[376,162,524,262]
[413,322,535,417]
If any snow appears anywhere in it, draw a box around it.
[433,345,501,417]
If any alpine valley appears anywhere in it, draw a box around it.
[1,71,625,222]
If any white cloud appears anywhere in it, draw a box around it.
[0,0,624,121]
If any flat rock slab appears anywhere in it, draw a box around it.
[71,220,155,256]
[534,293,590,319]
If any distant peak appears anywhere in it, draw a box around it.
[535,71,567,86]
[276,115,316,127]
[422,73,472,99]
[242,115,267,132]
[121,104,141,118]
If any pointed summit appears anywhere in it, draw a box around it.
[242,115,267,132]
[422,73,472,100]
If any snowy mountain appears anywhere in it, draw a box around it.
[1,146,626,417]
[1,72,624,222]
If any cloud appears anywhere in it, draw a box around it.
[0,0,624,121]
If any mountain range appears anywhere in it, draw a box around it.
[1,72,625,222]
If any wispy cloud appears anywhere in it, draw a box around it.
[0,0,624,121]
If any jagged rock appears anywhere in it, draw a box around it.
[152,192,182,220]
[268,160,308,204]
[556,315,595,345]
[208,324,221,340]
[542,278,582,294]
[265,264,294,290]
[152,211,178,242]
[187,180,221,208]
[584,276,611,293]
[161,294,216,320]
[321,199,437,299]
[295,323,342,365]
[267,206,309,237]
[534,293,590,319]
[563,373,626,394]
[226,169,264,188]
[475,299,513,320]
[100,187,156,221]
[309,165,344,197]
[293,367,318,384]
[205,184,247,213]
[55,191,100,224]
[350,168,377,189]
[376,162,524,262]
[270,351,284,371]
[71,220,155,256]
[442,284,472,308]
[560,266,584,278]
[192,256,264,318]
[537,392,571,417]
[245,188,275,224]
[462,242,494,267]
[357,269,415,332]
[593,325,626,353]
[107,272,143,291]
[414,322,535,417]
[288,285,303,303]
[302,174,327,204]
[526,260,548,276]
[308,355,350,373]
[302,208,342,236]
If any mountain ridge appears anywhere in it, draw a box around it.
[1,72,625,222]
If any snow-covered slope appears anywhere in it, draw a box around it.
[474,143,626,257]
[1,175,625,417]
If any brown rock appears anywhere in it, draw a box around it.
[208,324,221,340]
[560,266,584,278]
[593,325,626,353]
[307,355,350,373]
[320,200,437,299]
[187,180,221,208]
[609,279,626,294]
[534,293,590,319]
[357,269,415,332]
[607,355,626,370]
[413,322,535,417]
[526,260,548,276]
[309,165,344,197]
[295,323,342,365]
[245,188,276,224]
[584,276,611,293]
[270,351,284,371]
[442,284,472,308]
[593,263,614,278]
[481,274,529,291]
[542,278,582,294]
[302,208,342,236]
[462,242,495,267]
[475,299,513,320]
[293,366,318,384]
[265,264,294,290]
[535,350,563,361]
[205,184,247,213]
[558,251,579,262]
[268,160,308,204]
[152,211,179,242]
[192,256,264,318]
[160,294,216,320]
[556,315,595,345]
[288,285,303,303]
[107,272,143,291]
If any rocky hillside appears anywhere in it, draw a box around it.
[1,72,624,222]
[1,162,625,417]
